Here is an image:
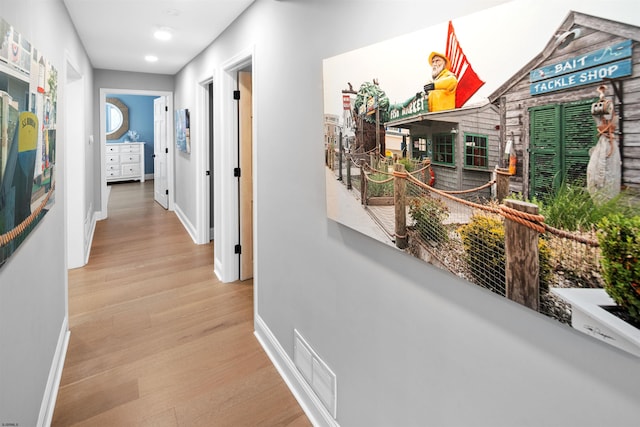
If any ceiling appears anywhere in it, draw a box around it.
[63,0,256,75]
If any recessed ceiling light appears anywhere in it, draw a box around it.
[154,27,172,41]
[165,8,180,16]
[145,55,159,63]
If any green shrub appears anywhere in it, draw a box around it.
[458,214,505,293]
[458,214,553,295]
[396,158,415,173]
[597,214,640,323]
[367,173,394,197]
[409,196,449,244]
[517,183,639,231]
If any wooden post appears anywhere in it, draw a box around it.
[346,153,352,190]
[504,199,539,310]
[495,167,510,202]
[360,163,366,206]
[394,163,408,249]
[337,131,343,182]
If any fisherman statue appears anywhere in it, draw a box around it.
[586,84,621,202]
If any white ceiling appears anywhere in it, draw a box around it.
[63,0,256,75]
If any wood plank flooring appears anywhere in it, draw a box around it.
[52,181,310,427]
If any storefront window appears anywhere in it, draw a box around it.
[464,133,488,168]
[433,133,454,165]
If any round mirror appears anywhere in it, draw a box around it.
[105,97,129,140]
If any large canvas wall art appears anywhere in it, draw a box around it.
[0,17,57,268]
[323,1,640,357]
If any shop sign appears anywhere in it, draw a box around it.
[530,39,633,95]
[388,96,428,122]
[530,58,632,95]
[342,94,351,110]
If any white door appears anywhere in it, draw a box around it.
[154,96,168,209]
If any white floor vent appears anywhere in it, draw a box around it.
[293,329,337,418]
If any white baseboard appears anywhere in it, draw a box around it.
[37,317,70,427]
[254,315,339,427]
[84,210,98,265]
[174,203,198,244]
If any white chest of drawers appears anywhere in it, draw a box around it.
[105,142,146,182]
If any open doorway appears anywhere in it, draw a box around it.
[238,69,253,281]
[64,58,87,269]
[98,89,174,219]
[196,78,215,244]
[213,49,255,284]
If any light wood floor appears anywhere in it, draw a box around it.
[52,181,310,427]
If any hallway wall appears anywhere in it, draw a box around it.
[0,0,94,425]
[174,0,640,426]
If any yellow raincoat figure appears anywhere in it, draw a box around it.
[424,52,458,112]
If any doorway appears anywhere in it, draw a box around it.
[238,69,253,281]
[98,89,174,219]
[64,58,86,269]
[213,49,255,284]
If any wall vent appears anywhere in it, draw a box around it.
[293,329,337,418]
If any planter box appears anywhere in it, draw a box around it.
[551,288,640,357]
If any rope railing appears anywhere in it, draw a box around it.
[0,183,56,247]
[363,163,392,177]
[364,171,394,184]
[544,223,599,247]
[440,179,495,195]
[405,172,597,245]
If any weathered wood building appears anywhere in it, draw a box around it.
[489,11,640,199]
[386,99,501,198]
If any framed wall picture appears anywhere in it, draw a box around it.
[323,3,640,357]
[175,108,190,154]
[0,17,58,268]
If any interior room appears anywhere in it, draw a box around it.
[1,0,639,426]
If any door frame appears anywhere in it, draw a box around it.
[196,77,213,244]
[212,47,256,284]
[98,88,174,219]
[64,55,86,269]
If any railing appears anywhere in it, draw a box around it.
[327,149,605,323]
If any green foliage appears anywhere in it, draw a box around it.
[409,196,449,244]
[367,173,393,197]
[354,81,390,123]
[458,214,553,295]
[508,184,639,231]
[396,158,415,173]
[597,214,640,323]
[458,214,506,293]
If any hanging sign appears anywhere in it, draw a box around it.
[342,95,350,110]
[529,39,633,95]
[530,59,632,95]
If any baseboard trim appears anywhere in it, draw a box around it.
[254,315,339,427]
[84,210,98,265]
[37,316,70,427]
[174,203,198,244]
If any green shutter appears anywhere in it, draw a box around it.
[562,99,598,186]
[529,105,561,199]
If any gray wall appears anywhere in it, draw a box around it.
[175,0,640,426]
[0,0,93,425]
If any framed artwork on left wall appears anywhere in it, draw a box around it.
[176,108,190,154]
[0,17,58,268]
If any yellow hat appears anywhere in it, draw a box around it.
[428,51,450,69]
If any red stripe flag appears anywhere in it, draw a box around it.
[446,21,484,108]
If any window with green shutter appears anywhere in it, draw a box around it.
[529,98,597,199]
